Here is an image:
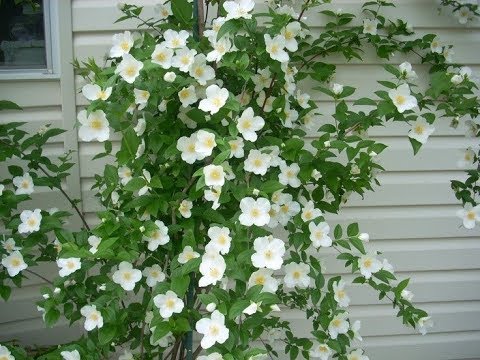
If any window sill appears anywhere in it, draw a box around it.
[0,71,60,81]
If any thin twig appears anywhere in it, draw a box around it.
[25,269,53,285]
[139,321,146,359]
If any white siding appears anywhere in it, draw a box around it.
[1,0,479,359]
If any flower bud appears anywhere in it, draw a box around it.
[163,72,176,82]
[324,140,331,148]
[139,226,145,233]
[270,304,281,312]
[253,188,260,196]
[206,303,216,312]
[401,289,414,302]
[359,233,370,242]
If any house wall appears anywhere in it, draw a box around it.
[1,0,480,359]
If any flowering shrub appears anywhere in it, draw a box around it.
[0,0,479,359]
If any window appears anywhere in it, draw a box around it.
[0,0,55,75]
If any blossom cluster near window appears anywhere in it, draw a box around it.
[0,0,478,359]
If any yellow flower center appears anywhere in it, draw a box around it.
[212,97,223,107]
[67,261,76,269]
[319,346,328,353]
[156,52,166,62]
[205,138,215,148]
[123,272,132,281]
[21,180,30,188]
[363,259,372,268]
[304,211,312,220]
[395,95,406,105]
[187,143,196,152]
[166,299,176,309]
[315,231,323,239]
[264,250,273,259]
[90,118,103,130]
[255,275,266,285]
[125,65,137,77]
[230,142,238,151]
[120,41,130,51]
[27,218,37,227]
[89,313,99,321]
[241,119,252,130]
[281,205,289,213]
[218,235,227,245]
[251,208,260,218]
[467,211,476,220]
[292,271,301,279]
[414,125,425,135]
[286,170,294,178]
[284,30,293,40]
[210,324,220,336]
[210,267,220,277]
[98,90,108,100]
[151,271,159,277]
[253,159,263,167]
[270,44,279,54]
[195,67,204,77]
[337,290,345,299]
[172,38,181,47]
[179,89,190,99]
[181,56,190,65]
[11,258,21,267]
[332,319,341,327]
[210,169,221,180]
[151,230,160,240]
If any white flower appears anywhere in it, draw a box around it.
[172,48,197,72]
[388,84,417,113]
[154,290,185,319]
[224,0,255,20]
[178,246,200,264]
[309,343,332,359]
[0,346,14,360]
[143,264,166,287]
[351,319,362,341]
[278,162,301,188]
[82,84,112,101]
[78,109,110,142]
[328,313,349,339]
[359,232,369,242]
[296,90,310,109]
[0,184,4,196]
[251,236,285,270]
[333,279,350,307]
[13,173,34,195]
[134,117,146,136]
[244,150,271,175]
[239,197,271,226]
[237,107,265,142]
[206,37,232,63]
[18,209,42,234]
[363,19,378,35]
[382,258,394,273]
[134,88,150,110]
[110,31,134,57]
[199,85,229,114]
[60,349,81,360]
[144,220,170,250]
[178,85,198,107]
[257,90,274,112]
[195,310,229,349]
[417,316,433,335]
[199,251,226,287]
[401,289,414,302]
[308,222,332,248]
[190,54,215,85]
[112,261,142,291]
[177,134,202,164]
[57,257,81,277]
[164,71,176,82]
[301,201,322,222]
[115,54,144,83]
[2,238,20,253]
[205,186,222,210]
[399,62,417,81]
[252,67,272,92]
[204,17,227,42]
[331,83,343,95]
[275,194,300,226]
[117,167,132,187]
[455,6,473,24]
[179,199,193,218]
[430,36,443,54]
[229,137,245,158]
[457,148,476,168]
[284,262,310,288]
[347,349,369,360]
[2,250,27,277]
[408,118,435,144]
[204,164,225,187]
[151,43,174,68]
[163,29,189,49]
[443,47,455,63]
[359,254,382,279]
[243,301,260,315]
[281,21,301,51]
[206,226,231,254]
[80,304,103,331]
[456,204,480,229]
[195,130,217,157]
[155,2,172,19]
[248,268,279,293]
[264,34,289,63]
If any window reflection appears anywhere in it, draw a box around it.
[0,0,46,69]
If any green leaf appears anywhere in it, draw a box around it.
[44,307,60,327]
[151,321,171,343]
[0,100,22,111]
[217,19,242,41]
[171,274,190,297]
[172,0,193,24]
[354,97,377,106]
[349,237,366,255]
[409,137,422,155]
[98,324,117,345]
[0,284,11,301]
[346,223,359,237]
[8,165,24,177]
[259,180,284,194]
[123,177,146,192]
[229,299,250,319]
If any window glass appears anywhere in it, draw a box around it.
[0,0,47,70]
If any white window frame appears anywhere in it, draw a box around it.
[0,0,60,80]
